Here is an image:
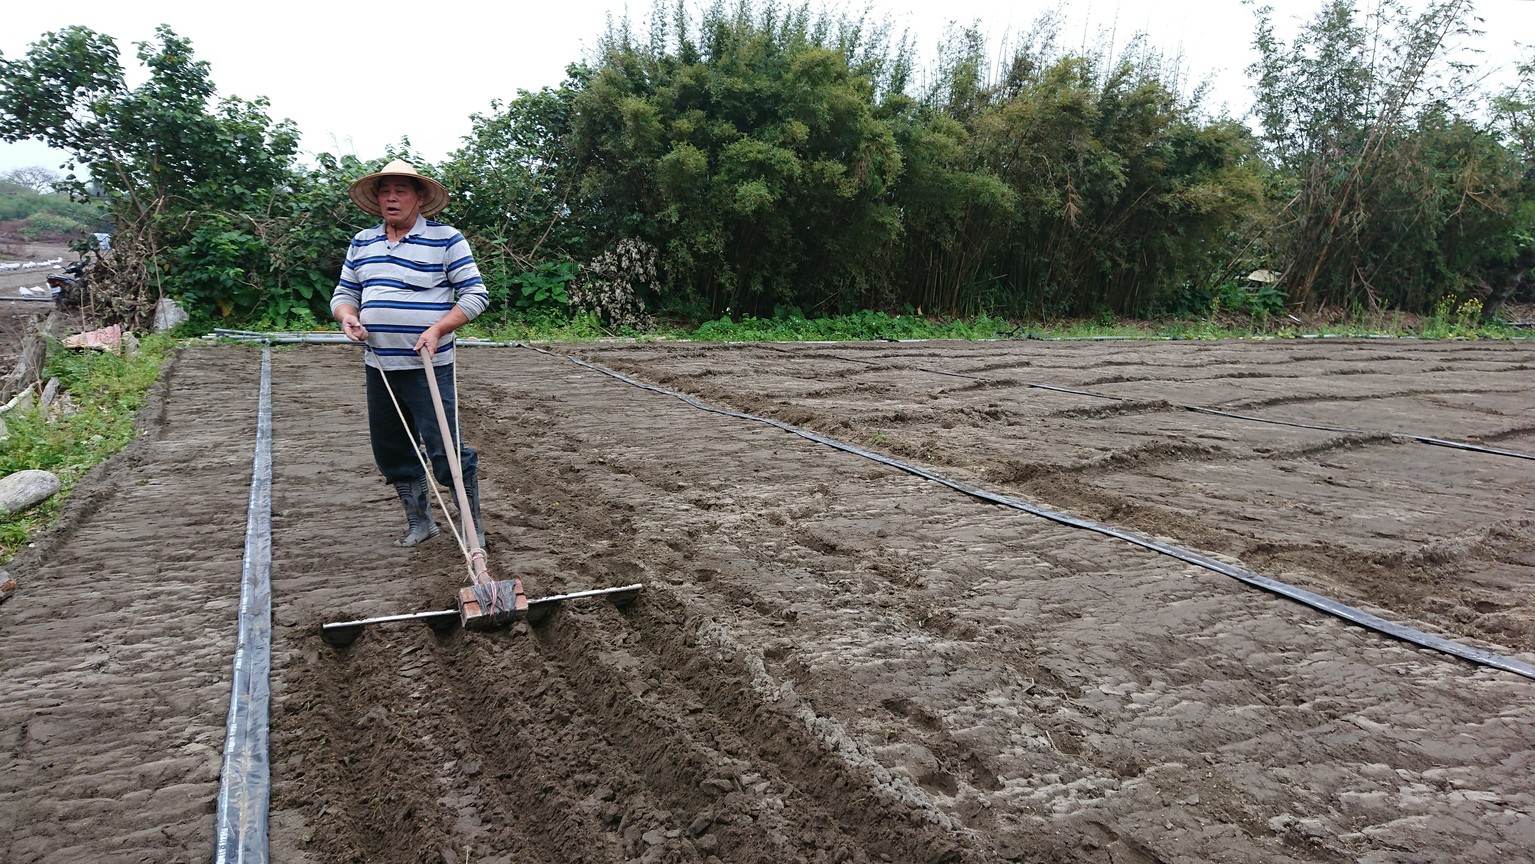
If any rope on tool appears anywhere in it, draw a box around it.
[442,352,498,599]
[445,354,495,599]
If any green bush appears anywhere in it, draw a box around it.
[18,211,85,238]
[0,185,104,236]
[511,260,577,312]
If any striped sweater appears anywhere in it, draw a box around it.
[331,215,490,371]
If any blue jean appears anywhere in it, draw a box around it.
[365,363,478,486]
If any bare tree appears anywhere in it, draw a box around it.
[1,165,63,193]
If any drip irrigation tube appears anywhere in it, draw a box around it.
[537,346,1535,682]
[214,345,274,864]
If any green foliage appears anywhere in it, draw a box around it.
[540,4,1262,322]
[905,22,1264,319]
[511,260,578,311]
[473,308,608,342]
[687,309,1011,342]
[1249,0,1535,314]
[0,183,107,235]
[439,68,591,320]
[170,217,268,317]
[1210,283,1287,319]
[2,7,1527,337]
[0,25,299,216]
[17,211,84,238]
[1,25,305,329]
[157,151,367,328]
[0,334,170,561]
[567,1,910,318]
[1421,296,1485,338]
[0,188,92,223]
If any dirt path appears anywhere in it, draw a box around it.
[3,339,1533,863]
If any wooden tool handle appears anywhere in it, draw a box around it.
[418,346,491,585]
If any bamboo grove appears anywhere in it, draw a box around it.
[2,0,1532,331]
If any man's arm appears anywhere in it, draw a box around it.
[331,238,367,341]
[414,232,489,355]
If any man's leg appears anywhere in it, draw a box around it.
[366,364,439,546]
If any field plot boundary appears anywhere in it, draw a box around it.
[209,333,1534,677]
[774,345,1535,461]
[536,345,1535,681]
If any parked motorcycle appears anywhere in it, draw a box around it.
[46,259,88,307]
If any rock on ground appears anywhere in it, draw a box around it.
[0,469,61,515]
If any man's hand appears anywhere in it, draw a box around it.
[339,311,369,342]
[414,308,468,358]
[413,328,440,357]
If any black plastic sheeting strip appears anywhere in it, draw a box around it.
[214,345,274,863]
[541,347,1535,681]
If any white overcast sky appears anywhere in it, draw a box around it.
[2,0,1532,174]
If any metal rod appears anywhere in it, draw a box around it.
[321,584,645,633]
[322,608,458,631]
[531,583,644,605]
[210,330,527,348]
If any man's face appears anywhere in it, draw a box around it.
[377,176,422,228]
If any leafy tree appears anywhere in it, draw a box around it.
[882,94,1019,315]
[903,20,1261,318]
[567,0,910,318]
[1248,0,1533,313]
[1484,52,1535,315]
[0,25,298,217]
[0,25,308,327]
[439,67,592,322]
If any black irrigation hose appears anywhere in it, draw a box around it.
[215,345,274,863]
[536,346,1535,682]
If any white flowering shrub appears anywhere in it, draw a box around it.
[570,238,659,332]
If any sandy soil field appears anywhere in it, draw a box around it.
[0,240,73,295]
[1,337,1533,863]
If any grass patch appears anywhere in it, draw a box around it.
[466,308,1531,344]
[211,303,1533,345]
[0,333,172,562]
[682,310,1016,342]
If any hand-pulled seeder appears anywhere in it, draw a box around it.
[320,346,641,648]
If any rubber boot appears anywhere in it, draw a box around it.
[462,468,486,550]
[392,478,440,547]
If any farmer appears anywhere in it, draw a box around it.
[331,159,490,549]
